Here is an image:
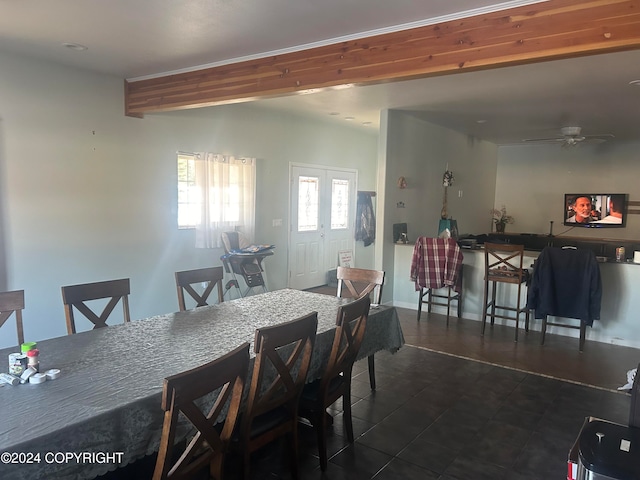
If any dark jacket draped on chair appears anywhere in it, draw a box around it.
[526,247,602,326]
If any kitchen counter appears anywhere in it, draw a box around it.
[392,243,640,349]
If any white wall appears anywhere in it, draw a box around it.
[0,51,378,348]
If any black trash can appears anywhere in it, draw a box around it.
[577,418,640,479]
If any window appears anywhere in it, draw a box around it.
[297,176,319,232]
[177,153,256,248]
[177,154,198,229]
[330,178,349,229]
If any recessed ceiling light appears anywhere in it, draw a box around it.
[344,116,355,121]
[476,119,487,124]
[629,80,640,86]
[62,43,88,51]
[329,112,340,116]
[362,121,372,126]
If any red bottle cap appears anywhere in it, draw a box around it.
[27,349,39,357]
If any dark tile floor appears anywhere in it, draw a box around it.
[102,301,639,480]
[229,301,637,480]
[237,344,632,479]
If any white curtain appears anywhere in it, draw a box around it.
[194,153,256,248]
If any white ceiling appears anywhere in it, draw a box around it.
[2,0,640,144]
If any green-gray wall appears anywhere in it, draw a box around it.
[496,144,640,239]
[0,51,377,347]
[381,110,499,302]
[2,48,639,348]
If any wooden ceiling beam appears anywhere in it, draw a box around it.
[124,0,640,117]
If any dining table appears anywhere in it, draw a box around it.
[0,288,404,480]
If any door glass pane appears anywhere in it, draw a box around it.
[331,179,349,229]
[298,176,319,232]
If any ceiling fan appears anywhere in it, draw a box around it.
[522,126,615,147]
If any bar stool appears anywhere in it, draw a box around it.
[481,242,530,341]
[417,265,463,323]
[526,246,601,352]
[411,237,464,324]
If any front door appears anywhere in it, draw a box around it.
[289,165,356,290]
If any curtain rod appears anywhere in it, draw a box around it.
[358,190,376,196]
[176,151,201,157]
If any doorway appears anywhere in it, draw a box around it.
[288,164,357,290]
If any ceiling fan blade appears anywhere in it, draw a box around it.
[583,134,615,139]
[522,132,615,145]
[521,137,565,143]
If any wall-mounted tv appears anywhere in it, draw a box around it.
[564,193,627,228]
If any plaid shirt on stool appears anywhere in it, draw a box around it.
[410,237,464,292]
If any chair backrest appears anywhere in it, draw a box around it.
[484,243,526,284]
[322,295,370,391]
[336,266,385,304]
[0,290,25,347]
[240,312,317,435]
[153,342,250,480]
[61,278,131,334]
[175,266,225,311]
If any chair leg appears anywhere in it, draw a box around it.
[481,279,489,335]
[514,284,522,342]
[579,322,586,352]
[343,389,354,443]
[368,355,376,390]
[540,316,547,345]
[457,290,462,318]
[490,285,497,326]
[209,453,224,480]
[446,287,451,325]
[243,450,251,480]
[417,288,424,321]
[288,425,300,480]
[315,411,329,471]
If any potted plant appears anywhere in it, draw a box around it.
[491,206,514,233]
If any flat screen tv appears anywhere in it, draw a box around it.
[563,193,627,228]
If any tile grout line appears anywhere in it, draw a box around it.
[404,343,625,395]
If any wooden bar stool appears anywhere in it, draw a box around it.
[482,243,530,342]
[412,237,464,325]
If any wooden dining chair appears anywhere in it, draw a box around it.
[61,278,131,334]
[336,266,385,390]
[236,312,317,480]
[175,266,225,311]
[298,295,370,470]
[153,342,250,480]
[0,290,25,347]
[482,243,530,342]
